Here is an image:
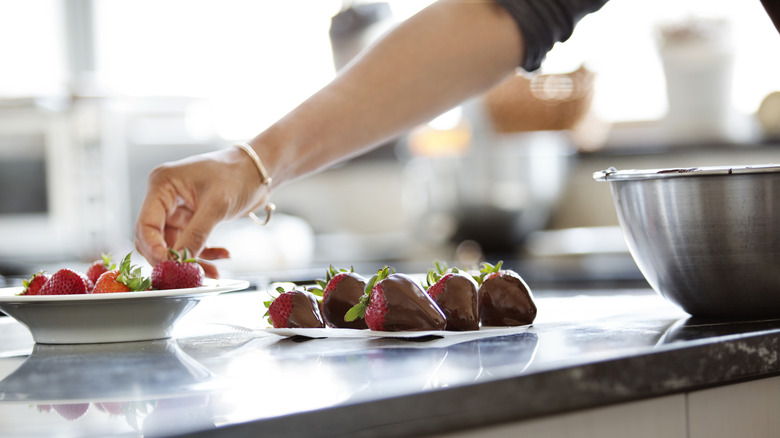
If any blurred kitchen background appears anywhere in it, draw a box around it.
[2,0,780,287]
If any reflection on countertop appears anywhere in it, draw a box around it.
[2,287,780,437]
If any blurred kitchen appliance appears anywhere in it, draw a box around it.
[403,68,594,254]
[0,100,91,262]
[329,1,393,71]
[403,102,575,254]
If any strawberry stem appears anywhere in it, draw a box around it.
[476,260,504,285]
[345,266,393,322]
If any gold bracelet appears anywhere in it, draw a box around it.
[234,141,276,226]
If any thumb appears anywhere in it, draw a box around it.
[172,203,225,258]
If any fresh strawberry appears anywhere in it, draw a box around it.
[93,271,130,293]
[86,253,115,285]
[264,286,325,328]
[477,261,537,326]
[312,265,368,329]
[93,253,151,293]
[151,248,204,290]
[39,269,91,295]
[346,267,446,331]
[19,272,49,296]
[424,261,479,331]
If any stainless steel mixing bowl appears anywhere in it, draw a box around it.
[594,164,780,318]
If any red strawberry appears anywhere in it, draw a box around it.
[93,271,130,293]
[424,261,479,331]
[86,253,115,285]
[19,272,49,296]
[151,248,204,290]
[39,269,91,295]
[313,265,368,329]
[477,261,537,326]
[93,253,151,294]
[264,286,325,328]
[346,267,446,331]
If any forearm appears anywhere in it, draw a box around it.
[250,0,524,188]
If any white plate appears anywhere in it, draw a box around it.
[0,279,249,344]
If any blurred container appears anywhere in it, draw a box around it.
[484,65,595,133]
[757,91,780,138]
[656,18,742,142]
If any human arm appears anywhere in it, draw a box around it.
[135,0,523,270]
[134,0,605,272]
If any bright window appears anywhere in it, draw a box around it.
[543,0,780,121]
[2,0,779,127]
[0,0,66,97]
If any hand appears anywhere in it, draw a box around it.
[134,147,269,278]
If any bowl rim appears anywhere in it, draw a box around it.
[593,163,780,182]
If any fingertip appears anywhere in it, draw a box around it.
[172,203,225,262]
[200,247,231,261]
[199,260,220,279]
[172,226,212,263]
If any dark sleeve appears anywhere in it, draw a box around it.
[495,0,609,71]
[761,0,780,33]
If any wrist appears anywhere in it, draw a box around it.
[246,125,301,189]
[233,142,276,226]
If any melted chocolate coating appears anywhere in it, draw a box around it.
[288,291,325,328]
[378,274,446,331]
[478,272,537,326]
[322,273,368,329]
[435,273,479,331]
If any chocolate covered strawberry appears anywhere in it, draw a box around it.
[93,253,151,293]
[19,272,48,296]
[424,261,479,331]
[151,248,204,290]
[313,265,368,329]
[39,269,91,295]
[477,261,537,326]
[265,286,325,328]
[346,267,446,331]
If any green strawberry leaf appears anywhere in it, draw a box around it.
[363,272,380,296]
[176,248,196,263]
[344,294,369,322]
[101,253,116,270]
[476,260,504,284]
[114,252,152,291]
[118,252,132,274]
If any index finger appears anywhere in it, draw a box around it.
[134,195,174,267]
[171,197,226,261]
